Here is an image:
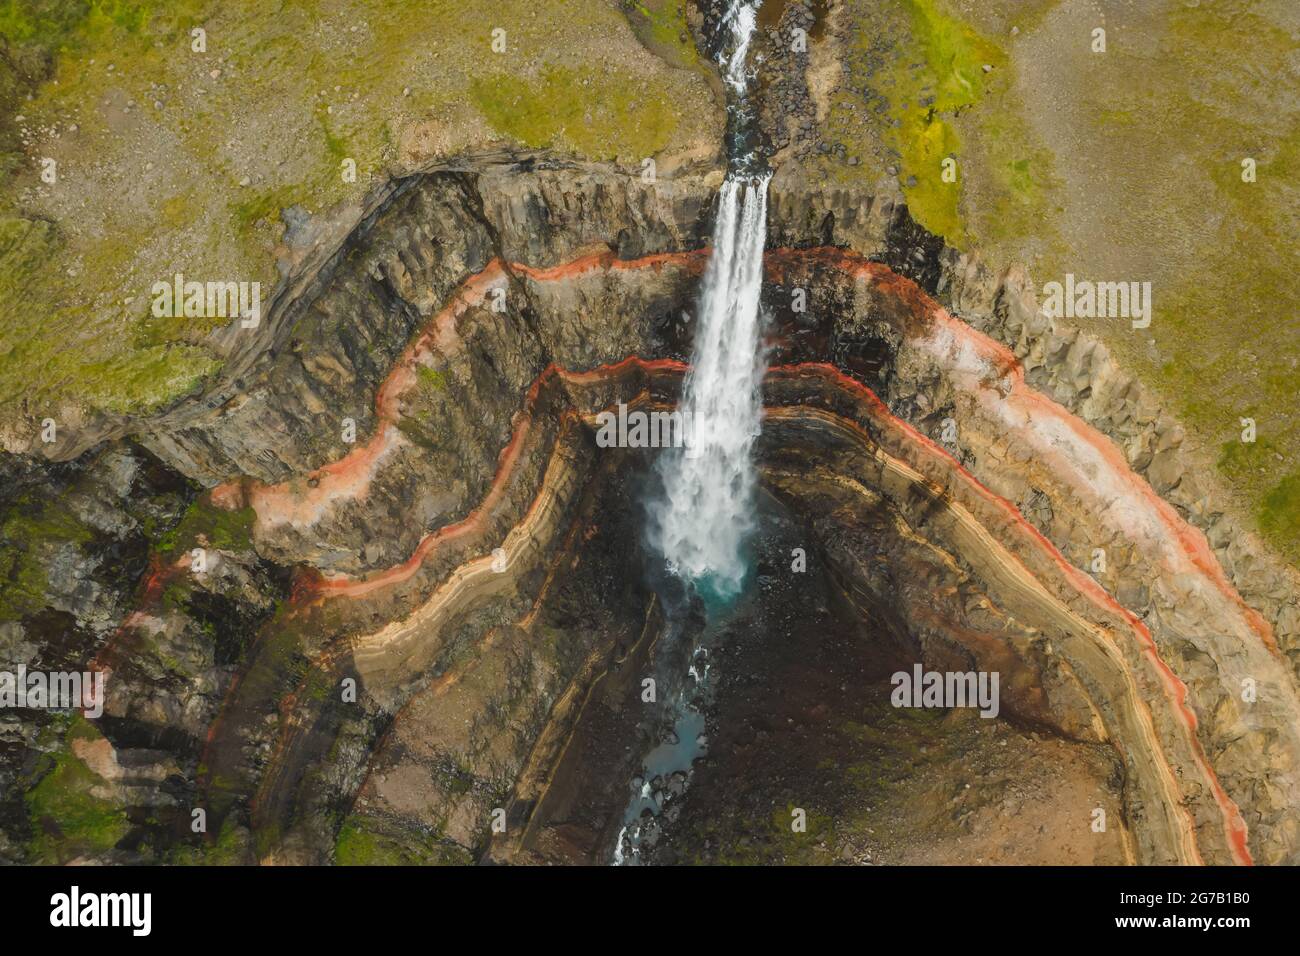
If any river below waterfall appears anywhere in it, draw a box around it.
[498,482,1127,865]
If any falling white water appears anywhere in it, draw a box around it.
[651,1,769,600]
[720,0,760,93]
[615,0,766,867]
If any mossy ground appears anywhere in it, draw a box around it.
[865,0,1006,244]
[1022,0,1300,563]
[24,715,130,863]
[155,496,254,558]
[624,0,706,75]
[817,0,1058,251]
[815,0,1299,562]
[334,813,471,866]
[0,0,719,427]
[168,816,251,864]
[0,490,92,621]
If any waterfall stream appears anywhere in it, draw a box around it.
[616,0,768,865]
[651,0,770,602]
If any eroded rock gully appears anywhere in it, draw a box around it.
[4,155,1298,866]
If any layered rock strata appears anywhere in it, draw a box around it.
[5,157,1297,866]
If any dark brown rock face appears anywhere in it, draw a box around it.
[3,154,1296,867]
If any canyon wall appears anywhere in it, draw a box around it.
[5,153,1298,865]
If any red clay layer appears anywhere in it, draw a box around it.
[162,245,1267,865]
[300,356,688,600]
[298,351,1251,863]
[768,362,1251,866]
[767,247,1275,659]
[209,250,708,527]
[212,246,1274,671]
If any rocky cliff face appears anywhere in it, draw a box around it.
[3,150,1297,865]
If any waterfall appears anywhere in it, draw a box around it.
[615,0,767,867]
[650,0,769,602]
[720,0,761,94]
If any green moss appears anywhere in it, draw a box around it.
[626,1,703,73]
[470,64,679,162]
[894,0,1003,243]
[0,1,200,52]
[156,497,255,557]
[318,114,350,164]
[334,820,388,864]
[206,817,250,864]
[416,365,447,392]
[963,97,1058,249]
[169,816,250,865]
[76,344,221,413]
[231,184,301,233]
[852,0,1007,244]
[404,366,449,439]
[0,0,181,47]
[822,0,1063,250]
[0,491,93,622]
[159,573,194,612]
[771,802,834,844]
[0,1,91,48]
[0,213,220,416]
[905,0,999,109]
[682,801,839,866]
[304,669,335,705]
[253,820,281,861]
[1217,438,1279,484]
[394,414,439,450]
[1259,472,1300,562]
[334,814,471,866]
[25,717,130,863]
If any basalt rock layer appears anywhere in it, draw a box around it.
[3,155,1297,866]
